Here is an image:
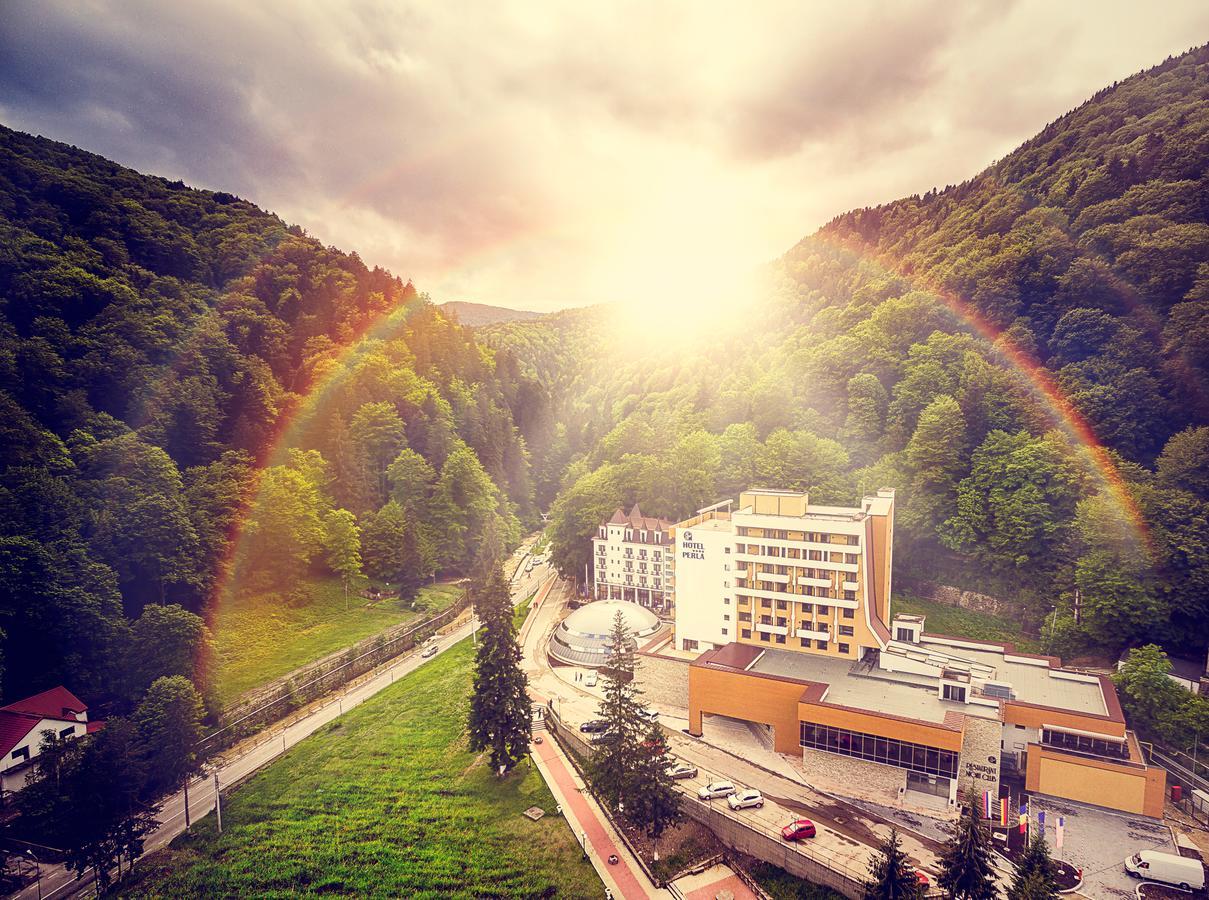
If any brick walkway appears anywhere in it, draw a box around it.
[532,735,662,899]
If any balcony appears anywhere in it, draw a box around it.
[843,581,860,592]
[755,622,789,636]
[795,627,830,641]
[797,575,831,588]
[757,571,790,584]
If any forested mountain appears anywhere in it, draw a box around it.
[511,44,1209,662]
[0,126,550,711]
[439,300,545,327]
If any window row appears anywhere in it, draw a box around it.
[799,722,959,779]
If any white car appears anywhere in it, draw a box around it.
[697,781,736,800]
[584,671,598,687]
[421,644,438,658]
[637,708,659,722]
[727,789,764,810]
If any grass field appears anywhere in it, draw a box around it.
[212,577,465,704]
[747,861,844,899]
[126,630,600,899]
[891,593,1038,651]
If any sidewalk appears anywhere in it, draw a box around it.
[531,734,667,899]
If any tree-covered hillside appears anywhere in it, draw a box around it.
[0,126,548,712]
[521,44,1209,662]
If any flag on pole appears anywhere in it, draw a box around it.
[1056,815,1065,850]
[1018,801,1028,834]
[1038,809,1046,828]
[1000,797,1009,826]
[982,790,993,819]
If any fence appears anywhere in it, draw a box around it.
[198,587,472,756]
[1144,742,1209,826]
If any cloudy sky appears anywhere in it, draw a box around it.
[1,2,1207,312]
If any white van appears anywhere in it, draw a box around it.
[1125,850,1205,890]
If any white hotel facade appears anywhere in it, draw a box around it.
[590,504,673,612]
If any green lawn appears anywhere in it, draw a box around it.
[212,577,465,704]
[891,593,1038,652]
[125,633,600,899]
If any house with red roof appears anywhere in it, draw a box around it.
[0,687,95,795]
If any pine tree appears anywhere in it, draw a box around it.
[587,610,649,811]
[467,564,531,774]
[937,799,999,900]
[625,721,682,841]
[1006,833,1059,900]
[864,827,924,900]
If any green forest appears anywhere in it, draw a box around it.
[489,45,1209,667]
[3,41,1209,775]
[0,125,556,726]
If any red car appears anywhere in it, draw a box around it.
[915,871,930,886]
[781,819,817,841]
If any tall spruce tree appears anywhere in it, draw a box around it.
[1006,833,1059,900]
[626,721,682,841]
[864,827,924,900]
[937,799,998,900]
[467,564,531,774]
[587,610,648,811]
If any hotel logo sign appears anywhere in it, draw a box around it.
[680,531,706,561]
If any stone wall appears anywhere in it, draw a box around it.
[897,577,1025,622]
[800,748,908,805]
[957,714,1001,805]
[635,651,690,713]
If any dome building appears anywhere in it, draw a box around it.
[547,600,662,667]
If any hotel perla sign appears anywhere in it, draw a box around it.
[680,531,706,561]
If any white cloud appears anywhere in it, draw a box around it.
[1,0,1206,311]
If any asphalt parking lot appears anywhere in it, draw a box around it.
[1025,795,1175,899]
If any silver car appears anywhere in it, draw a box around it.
[727,788,764,810]
[697,780,736,800]
[421,644,438,658]
[667,763,698,780]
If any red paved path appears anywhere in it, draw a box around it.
[533,737,651,899]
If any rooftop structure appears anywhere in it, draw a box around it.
[547,600,662,667]
[0,686,95,795]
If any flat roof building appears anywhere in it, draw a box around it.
[679,487,1166,819]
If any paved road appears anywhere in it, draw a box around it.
[519,576,947,890]
[14,543,550,900]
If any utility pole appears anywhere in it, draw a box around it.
[214,770,223,834]
[183,777,191,828]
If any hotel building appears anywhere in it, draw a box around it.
[591,504,672,612]
[675,488,1166,818]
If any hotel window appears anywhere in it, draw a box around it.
[799,723,958,780]
[1041,728,1129,760]
[724,598,731,605]
[776,600,787,610]
[844,590,856,601]
[817,605,830,616]
[11,746,29,762]
[801,603,813,613]
[842,608,854,619]
[799,637,811,648]
[721,628,728,635]
[838,643,850,654]
[942,684,966,703]
[761,599,771,609]
[59,726,75,738]
[723,614,731,621]
[760,632,771,642]
[815,640,827,650]
[742,629,751,639]
[775,634,786,644]
[724,547,731,554]
[683,639,698,651]
[839,625,854,636]
[895,627,914,642]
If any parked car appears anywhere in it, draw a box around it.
[780,819,816,841]
[667,762,698,780]
[697,781,736,800]
[1125,850,1206,890]
[915,871,930,887]
[584,671,598,687]
[637,708,659,722]
[579,719,608,734]
[421,644,439,658]
[727,788,764,810]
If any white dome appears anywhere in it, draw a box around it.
[548,600,662,667]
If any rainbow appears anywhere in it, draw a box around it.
[814,228,1154,556]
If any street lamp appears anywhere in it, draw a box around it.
[25,849,40,900]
